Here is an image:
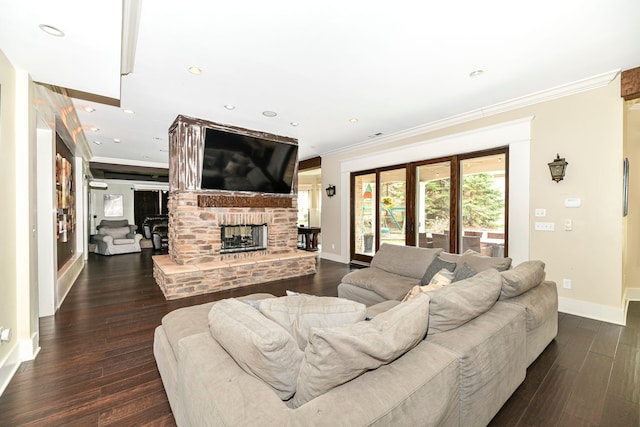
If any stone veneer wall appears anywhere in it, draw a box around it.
[168,192,300,265]
[152,190,317,299]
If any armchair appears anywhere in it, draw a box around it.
[94,219,142,255]
[142,215,169,250]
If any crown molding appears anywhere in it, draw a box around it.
[90,156,168,169]
[322,70,620,158]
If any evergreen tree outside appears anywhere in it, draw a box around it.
[424,173,503,231]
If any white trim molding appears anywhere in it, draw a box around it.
[0,342,21,397]
[322,70,619,158]
[331,117,533,265]
[559,297,626,326]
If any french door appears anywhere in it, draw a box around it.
[350,148,507,263]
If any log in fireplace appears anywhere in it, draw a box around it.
[220,224,267,254]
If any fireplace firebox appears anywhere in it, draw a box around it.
[220,224,268,254]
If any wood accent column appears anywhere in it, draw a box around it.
[621,67,640,101]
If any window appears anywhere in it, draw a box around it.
[351,148,508,262]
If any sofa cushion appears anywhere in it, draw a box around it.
[113,238,135,245]
[427,268,502,335]
[292,292,430,407]
[420,256,457,285]
[341,267,420,301]
[457,249,512,272]
[208,298,303,400]
[259,296,367,350]
[371,243,443,279]
[100,226,131,239]
[498,260,545,299]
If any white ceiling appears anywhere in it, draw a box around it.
[1,0,639,170]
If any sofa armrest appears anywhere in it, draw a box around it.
[93,234,113,244]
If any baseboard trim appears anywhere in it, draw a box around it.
[625,287,640,301]
[558,297,626,326]
[0,342,21,397]
[319,252,346,264]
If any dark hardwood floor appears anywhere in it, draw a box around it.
[0,250,638,426]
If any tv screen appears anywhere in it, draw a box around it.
[201,128,298,194]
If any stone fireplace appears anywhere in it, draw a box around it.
[152,116,316,300]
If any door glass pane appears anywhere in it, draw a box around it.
[379,168,406,247]
[460,153,506,257]
[417,162,451,250]
[354,174,376,256]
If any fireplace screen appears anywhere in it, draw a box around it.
[220,224,268,254]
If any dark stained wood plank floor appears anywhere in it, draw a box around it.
[0,250,638,426]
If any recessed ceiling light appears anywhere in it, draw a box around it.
[113,138,121,143]
[349,118,359,123]
[153,137,162,141]
[290,122,299,127]
[262,111,277,117]
[469,69,484,77]
[93,140,102,145]
[89,126,99,132]
[83,106,95,113]
[224,105,236,110]
[39,24,65,37]
[188,66,202,75]
[123,109,134,114]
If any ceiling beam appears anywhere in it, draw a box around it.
[621,67,640,101]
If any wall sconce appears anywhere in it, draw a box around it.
[325,184,336,197]
[547,154,568,183]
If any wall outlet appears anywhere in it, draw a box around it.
[534,208,546,217]
[534,222,555,231]
[563,279,572,289]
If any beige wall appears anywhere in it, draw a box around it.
[321,76,626,323]
[0,49,19,376]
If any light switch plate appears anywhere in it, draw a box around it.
[534,222,555,231]
[534,208,546,217]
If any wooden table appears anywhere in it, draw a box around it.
[298,227,321,251]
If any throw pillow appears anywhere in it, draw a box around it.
[429,268,455,287]
[292,292,430,408]
[499,260,546,299]
[259,296,367,350]
[208,298,303,400]
[452,262,477,282]
[403,269,455,302]
[420,256,457,285]
[427,268,502,335]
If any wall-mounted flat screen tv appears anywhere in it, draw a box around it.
[201,127,298,194]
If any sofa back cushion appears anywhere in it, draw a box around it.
[457,250,512,272]
[292,292,430,407]
[371,243,443,279]
[208,298,303,400]
[99,219,129,229]
[100,226,131,239]
[259,296,367,350]
[427,268,502,335]
[499,260,546,299]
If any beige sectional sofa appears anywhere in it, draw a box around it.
[154,244,557,426]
